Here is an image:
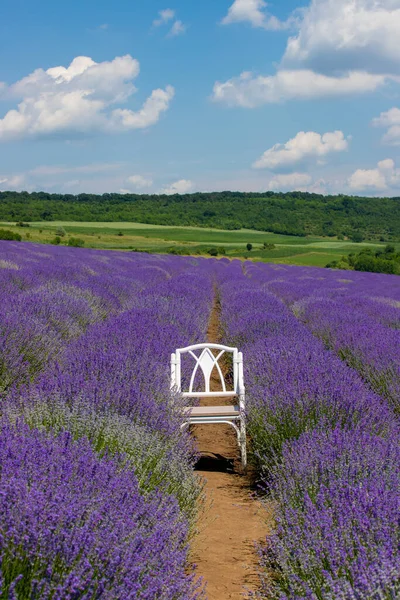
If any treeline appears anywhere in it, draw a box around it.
[1,190,400,239]
[327,245,400,274]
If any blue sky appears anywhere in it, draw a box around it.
[1,0,400,196]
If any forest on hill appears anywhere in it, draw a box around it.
[1,190,399,240]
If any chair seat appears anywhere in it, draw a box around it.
[183,405,240,417]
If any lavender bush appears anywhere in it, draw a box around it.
[5,397,204,526]
[262,428,400,599]
[260,263,400,413]
[298,299,400,413]
[0,422,201,599]
[0,242,181,396]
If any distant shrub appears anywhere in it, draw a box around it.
[217,246,226,255]
[384,244,395,254]
[16,221,30,228]
[263,243,276,250]
[55,226,66,237]
[354,254,378,272]
[224,221,241,230]
[167,247,195,256]
[68,237,85,248]
[326,259,352,270]
[246,243,253,251]
[207,247,219,257]
[351,232,365,243]
[117,231,124,237]
[326,260,338,269]
[51,236,61,245]
[0,229,22,241]
[25,232,31,239]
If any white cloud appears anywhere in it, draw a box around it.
[372,106,400,145]
[268,172,313,190]
[153,9,175,26]
[348,157,400,190]
[168,20,187,37]
[160,179,193,195]
[213,69,388,107]
[221,0,292,30]
[0,55,174,141]
[282,0,400,75]
[111,86,174,130]
[378,158,396,171]
[127,174,153,189]
[153,8,186,37]
[253,130,349,169]
[349,168,387,190]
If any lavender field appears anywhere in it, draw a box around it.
[0,240,399,599]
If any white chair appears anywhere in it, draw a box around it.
[171,343,247,468]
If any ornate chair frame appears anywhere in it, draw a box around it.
[171,343,247,467]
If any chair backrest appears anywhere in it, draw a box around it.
[171,343,244,399]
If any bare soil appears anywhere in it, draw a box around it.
[190,296,273,599]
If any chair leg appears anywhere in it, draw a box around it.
[239,419,247,469]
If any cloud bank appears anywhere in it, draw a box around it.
[214,0,400,106]
[348,158,400,191]
[0,55,174,141]
[213,70,388,107]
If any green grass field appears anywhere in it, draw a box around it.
[0,220,392,268]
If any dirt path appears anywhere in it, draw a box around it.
[191,295,273,599]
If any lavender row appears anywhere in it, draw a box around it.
[0,242,214,598]
[258,261,400,335]
[256,263,400,413]
[263,427,400,599]
[0,242,188,396]
[216,260,399,598]
[8,266,214,517]
[217,261,394,460]
[0,422,201,599]
[258,262,400,312]
[298,297,400,413]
